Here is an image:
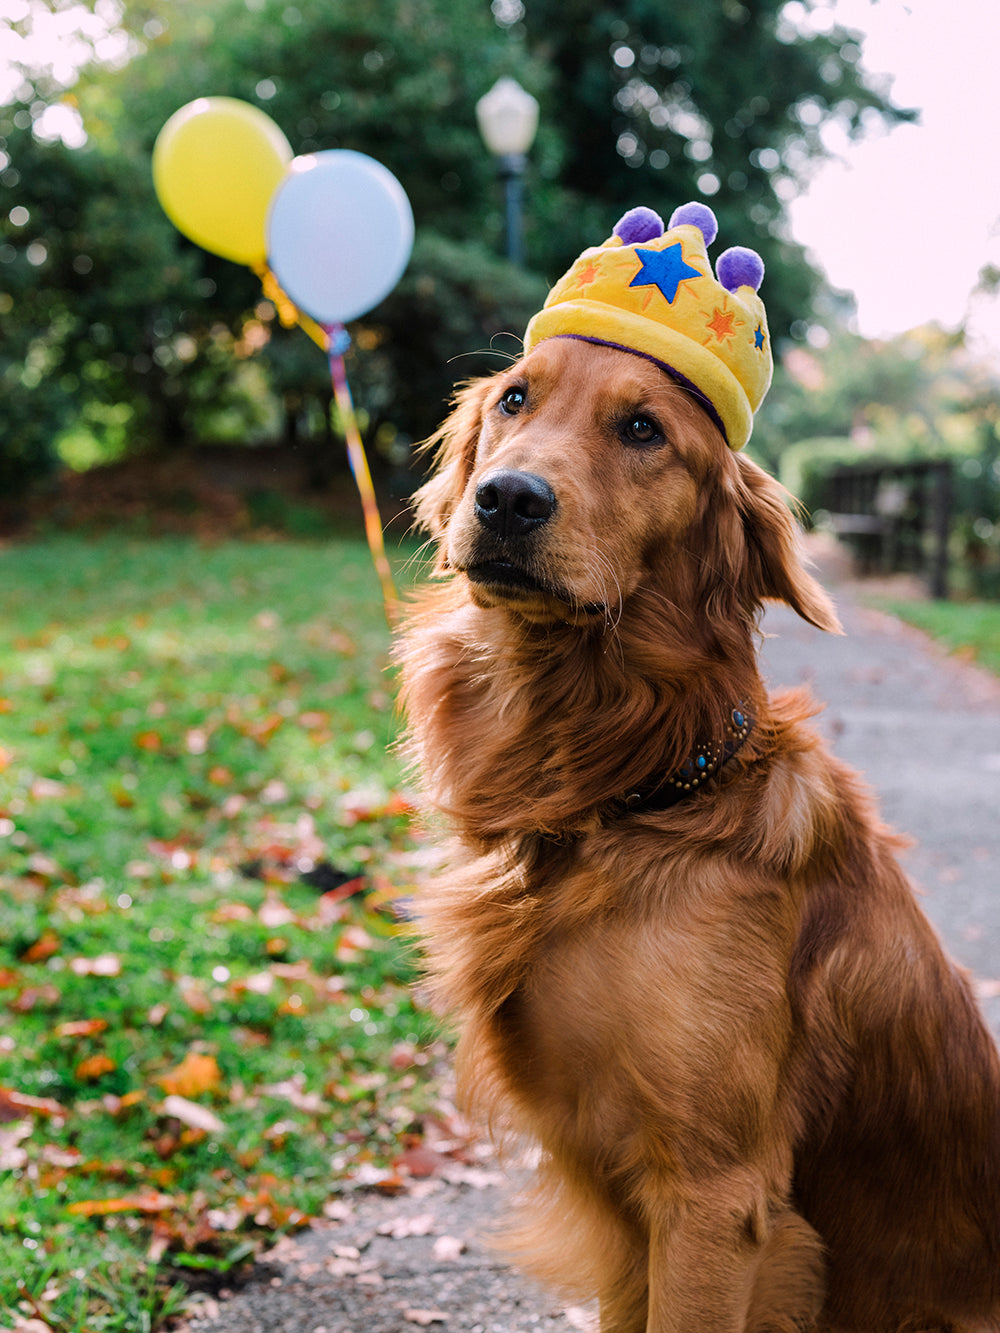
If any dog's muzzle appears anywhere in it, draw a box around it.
[474,469,556,539]
[465,468,602,614]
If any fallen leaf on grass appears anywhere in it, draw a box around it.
[111,783,136,809]
[0,1086,66,1120]
[212,901,254,922]
[185,727,209,755]
[69,953,121,977]
[258,1075,328,1114]
[20,930,61,963]
[41,1143,83,1167]
[314,878,366,918]
[0,1122,31,1169]
[269,959,313,981]
[157,1051,222,1098]
[68,1190,178,1217]
[297,709,329,731]
[160,1095,226,1135]
[147,1232,170,1263]
[232,970,274,996]
[238,1184,310,1230]
[75,1054,116,1081]
[148,838,199,871]
[335,924,374,962]
[247,713,284,745]
[8,984,61,1012]
[258,893,296,928]
[263,1119,299,1144]
[26,852,67,882]
[55,1018,108,1038]
[180,982,213,1015]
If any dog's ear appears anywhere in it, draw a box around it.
[733,453,842,633]
[411,378,491,571]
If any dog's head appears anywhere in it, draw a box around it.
[414,338,839,636]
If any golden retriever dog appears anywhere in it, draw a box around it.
[396,334,1000,1331]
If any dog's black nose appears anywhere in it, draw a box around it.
[474,470,556,538]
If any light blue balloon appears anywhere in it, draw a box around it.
[266,149,414,324]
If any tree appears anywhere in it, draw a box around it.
[1,0,909,492]
[517,0,912,336]
[2,0,552,483]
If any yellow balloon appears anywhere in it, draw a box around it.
[153,97,292,267]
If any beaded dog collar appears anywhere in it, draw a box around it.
[614,706,754,816]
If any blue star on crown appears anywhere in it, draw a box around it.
[628,242,701,304]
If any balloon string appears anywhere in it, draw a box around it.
[323,323,399,626]
[253,265,398,625]
[256,264,328,351]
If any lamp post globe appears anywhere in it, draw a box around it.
[476,77,539,266]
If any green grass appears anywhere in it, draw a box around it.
[0,533,441,1330]
[871,595,1000,677]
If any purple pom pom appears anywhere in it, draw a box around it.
[716,246,765,294]
[613,207,664,245]
[668,201,718,246]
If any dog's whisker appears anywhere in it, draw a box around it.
[588,544,626,638]
[636,584,693,626]
[446,336,524,368]
[395,536,438,579]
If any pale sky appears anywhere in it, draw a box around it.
[787,0,1000,353]
[3,0,999,352]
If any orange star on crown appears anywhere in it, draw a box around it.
[706,306,737,342]
[576,261,600,289]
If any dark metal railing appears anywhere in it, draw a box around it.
[818,460,953,599]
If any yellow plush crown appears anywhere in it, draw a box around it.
[523,202,772,451]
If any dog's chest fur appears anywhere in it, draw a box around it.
[482,838,800,1171]
[416,782,819,1193]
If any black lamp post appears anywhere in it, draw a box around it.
[475,77,539,266]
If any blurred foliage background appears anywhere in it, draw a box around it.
[2,0,999,588]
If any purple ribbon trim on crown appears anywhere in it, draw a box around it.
[552,334,730,447]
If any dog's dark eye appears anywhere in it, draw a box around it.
[498,387,526,416]
[622,415,662,447]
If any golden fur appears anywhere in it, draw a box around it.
[396,339,1000,1332]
